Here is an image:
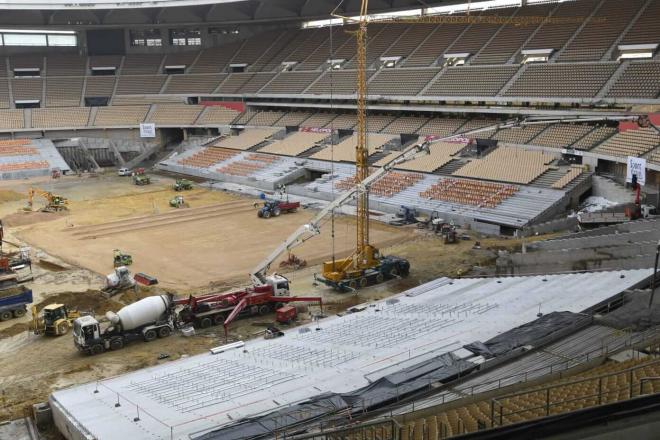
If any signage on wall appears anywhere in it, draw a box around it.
[626,156,646,186]
[140,123,156,138]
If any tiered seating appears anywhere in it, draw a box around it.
[572,126,617,150]
[259,131,328,156]
[191,43,242,73]
[0,79,10,108]
[454,146,554,184]
[552,165,585,189]
[0,110,25,129]
[298,27,353,70]
[232,30,285,67]
[260,71,321,94]
[179,146,237,168]
[302,113,337,128]
[217,153,278,176]
[0,139,36,155]
[448,9,515,57]
[0,160,49,172]
[121,54,163,74]
[216,73,276,94]
[424,66,518,96]
[417,118,466,137]
[592,128,660,158]
[274,112,313,127]
[381,116,429,135]
[368,68,440,96]
[374,141,466,173]
[32,107,90,128]
[264,28,326,72]
[10,55,42,72]
[647,147,660,165]
[245,110,285,126]
[307,70,375,95]
[115,75,166,94]
[504,63,618,97]
[531,124,594,148]
[148,104,203,125]
[46,77,83,107]
[420,178,518,208]
[619,0,660,45]
[558,0,645,62]
[366,115,396,133]
[607,62,660,98]
[212,128,276,150]
[250,30,300,72]
[11,78,43,101]
[84,76,116,97]
[472,4,554,64]
[196,106,239,125]
[523,0,599,52]
[383,24,436,62]
[336,170,424,197]
[492,124,548,144]
[93,105,149,126]
[404,23,468,67]
[46,55,86,76]
[164,74,225,94]
[327,114,356,129]
[89,55,121,71]
[162,52,198,70]
[310,133,394,162]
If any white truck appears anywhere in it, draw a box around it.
[73,295,175,355]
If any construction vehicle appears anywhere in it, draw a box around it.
[32,303,84,336]
[26,188,68,212]
[113,249,133,267]
[174,276,322,339]
[103,266,136,296]
[441,223,458,244]
[0,285,32,321]
[170,195,187,208]
[132,168,151,186]
[264,326,284,339]
[257,199,300,218]
[173,179,193,191]
[73,295,176,355]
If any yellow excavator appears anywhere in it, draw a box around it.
[26,188,68,212]
[31,303,83,336]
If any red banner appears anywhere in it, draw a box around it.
[199,101,245,112]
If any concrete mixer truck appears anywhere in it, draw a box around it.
[73,295,175,355]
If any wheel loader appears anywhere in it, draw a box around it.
[32,303,84,336]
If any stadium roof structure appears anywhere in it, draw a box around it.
[0,0,492,27]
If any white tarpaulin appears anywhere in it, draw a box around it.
[626,156,646,185]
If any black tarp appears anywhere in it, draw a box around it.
[463,311,586,358]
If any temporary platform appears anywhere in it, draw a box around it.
[50,269,652,440]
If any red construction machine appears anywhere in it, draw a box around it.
[175,275,322,339]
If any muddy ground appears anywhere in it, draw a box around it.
[0,171,535,427]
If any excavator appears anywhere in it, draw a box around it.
[26,188,68,212]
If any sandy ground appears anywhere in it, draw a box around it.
[0,171,537,428]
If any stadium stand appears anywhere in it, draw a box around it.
[217,153,279,176]
[523,0,599,52]
[250,29,300,72]
[298,28,354,71]
[232,30,285,68]
[527,124,594,148]
[366,115,397,132]
[347,23,410,69]
[190,43,242,73]
[260,71,322,94]
[382,24,435,62]
[424,65,518,96]
[245,110,286,126]
[381,116,429,135]
[93,105,149,126]
[212,128,277,151]
[325,113,356,129]
[84,76,116,98]
[88,55,121,70]
[619,0,660,45]
[163,74,225,94]
[453,146,555,184]
[310,133,395,162]
[179,146,238,168]
[115,75,167,95]
[11,78,43,101]
[504,63,618,97]
[0,109,25,129]
[46,77,84,107]
[302,113,337,128]
[216,72,276,94]
[121,54,163,75]
[449,9,516,56]
[403,22,468,67]
[591,127,660,158]
[368,68,440,96]
[551,165,585,189]
[9,55,42,71]
[307,69,376,95]
[336,170,424,197]
[420,178,519,208]
[32,107,90,128]
[195,106,240,125]
[572,126,618,150]
[274,111,313,127]
[259,131,329,156]
[374,141,466,173]
[491,124,548,145]
[148,104,203,125]
[606,61,660,98]
[0,78,10,108]
[162,52,198,70]
[417,118,467,136]
[558,0,646,62]
[46,55,86,76]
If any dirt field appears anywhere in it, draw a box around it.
[0,171,540,426]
